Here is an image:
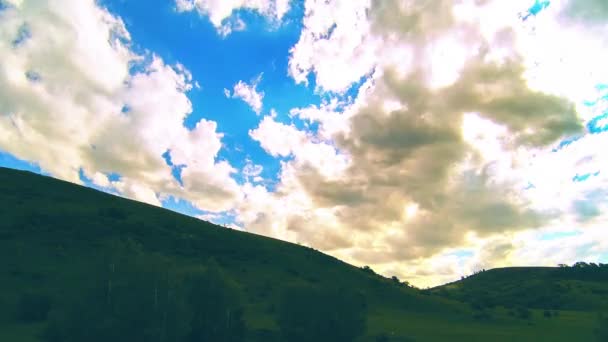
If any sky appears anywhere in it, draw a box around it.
[0,0,607,287]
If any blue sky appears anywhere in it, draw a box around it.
[0,0,607,286]
[100,0,317,192]
[0,150,44,174]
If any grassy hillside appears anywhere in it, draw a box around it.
[0,167,605,341]
[430,266,608,312]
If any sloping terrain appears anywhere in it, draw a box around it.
[430,266,608,311]
[0,167,603,341]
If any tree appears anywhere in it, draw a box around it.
[44,241,189,342]
[43,237,248,342]
[185,260,246,342]
[362,266,376,275]
[278,285,366,342]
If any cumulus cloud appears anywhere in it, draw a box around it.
[249,115,306,157]
[226,74,265,114]
[0,0,240,212]
[288,0,377,93]
[241,0,608,287]
[249,114,350,179]
[289,97,358,140]
[175,0,290,36]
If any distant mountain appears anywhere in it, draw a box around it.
[0,167,604,341]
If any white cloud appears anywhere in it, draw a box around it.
[289,97,354,140]
[454,0,608,109]
[288,0,377,93]
[175,0,290,35]
[91,171,111,188]
[249,115,306,157]
[242,161,262,177]
[249,113,351,179]
[228,74,265,114]
[275,0,290,20]
[115,180,162,207]
[238,0,608,288]
[217,15,247,37]
[0,0,241,212]
[242,159,264,183]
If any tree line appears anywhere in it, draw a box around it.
[15,238,368,342]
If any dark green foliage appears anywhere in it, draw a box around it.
[98,207,129,221]
[470,300,493,321]
[15,292,52,322]
[278,285,366,342]
[186,261,246,342]
[362,266,376,275]
[43,244,190,342]
[597,314,608,342]
[376,333,390,342]
[247,329,281,342]
[390,276,414,289]
[516,307,532,320]
[42,247,247,342]
[472,309,493,321]
[544,310,552,318]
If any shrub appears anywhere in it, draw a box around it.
[362,266,376,275]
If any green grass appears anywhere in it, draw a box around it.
[366,308,596,342]
[0,167,605,341]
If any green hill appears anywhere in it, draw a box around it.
[430,265,608,311]
[0,167,604,341]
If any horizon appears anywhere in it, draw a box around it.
[0,0,607,288]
